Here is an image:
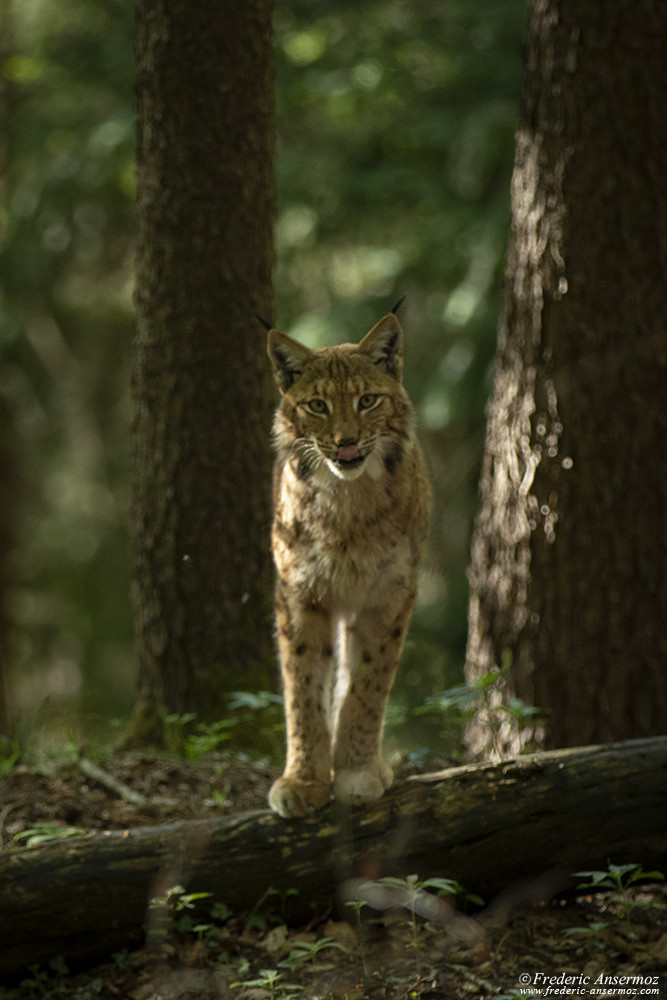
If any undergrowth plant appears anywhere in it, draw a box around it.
[232,937,349,1000]
[0,735,20,776]
[346,873,483,980]
[147,884,213,941]
[146,885,238,964]
[573,862,665,921]
[378,874,481,951]
[163,691,285,761]
[163,713,234,758]
[232,968,304,1000]
[278,936,348,969]
[14,822,85,847]
[0,956,70,1000]
[345,898,370,977]
[563,862,665,954]
[414,659,546,757]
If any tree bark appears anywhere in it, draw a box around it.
[0,402,18,736]
[465,0,667,753]
[131,0,277,738]
[1,737,666,976]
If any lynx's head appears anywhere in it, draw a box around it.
[267,312,415,483]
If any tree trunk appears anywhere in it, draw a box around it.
[465,0,667,753]
[131,0,276,739]
[1,737,666,976]
[0,404,17,736]
[0,14,17,738]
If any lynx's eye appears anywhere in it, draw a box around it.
[358,393,379,412]
[304,398,329,415]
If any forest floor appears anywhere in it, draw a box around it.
[1,750,666,1000]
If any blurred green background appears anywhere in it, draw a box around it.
[0,0,525,751]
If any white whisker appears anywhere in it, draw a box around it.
[293,437,325,471]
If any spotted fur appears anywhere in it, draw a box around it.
[266,312,432,818]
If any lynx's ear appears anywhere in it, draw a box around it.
[358,313,403,381]
[267,330,315,392]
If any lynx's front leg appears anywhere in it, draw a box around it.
[268,588,334,818]
[332,580,417,805]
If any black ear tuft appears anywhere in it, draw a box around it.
[391,294,406,315]
[255,313,274,331]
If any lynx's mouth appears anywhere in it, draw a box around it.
[335,443,364,468]
[326,441,368,480]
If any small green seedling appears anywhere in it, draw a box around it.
[232,968,304,1000]
[0,736,20,777]
[149,884,213,912]
[278,935,348,969]
[211,901,233,923]
[14,822,85,847]
[564,863,666,948]
[563,920,610,950]
[148,884,213,940]
[266,884,300,921]
[574,863,665,919]
[345,898,370,977]
[575,862,664,894]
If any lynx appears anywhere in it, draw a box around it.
[266,306,432,819]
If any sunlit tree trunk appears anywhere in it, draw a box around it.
[131,0,276,741]
[465,0,667,753]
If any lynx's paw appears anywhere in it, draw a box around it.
[333,760,394,805]
[268,776,332,819]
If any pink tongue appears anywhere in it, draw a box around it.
[338,443,360,462]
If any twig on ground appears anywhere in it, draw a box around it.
[79,757,147,807]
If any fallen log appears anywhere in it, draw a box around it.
[1,736,665,977]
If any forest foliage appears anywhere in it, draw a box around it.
[0,0,525,746]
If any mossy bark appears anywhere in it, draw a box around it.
[1,737,666,976]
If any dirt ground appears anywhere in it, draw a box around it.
[1,751,666,999]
